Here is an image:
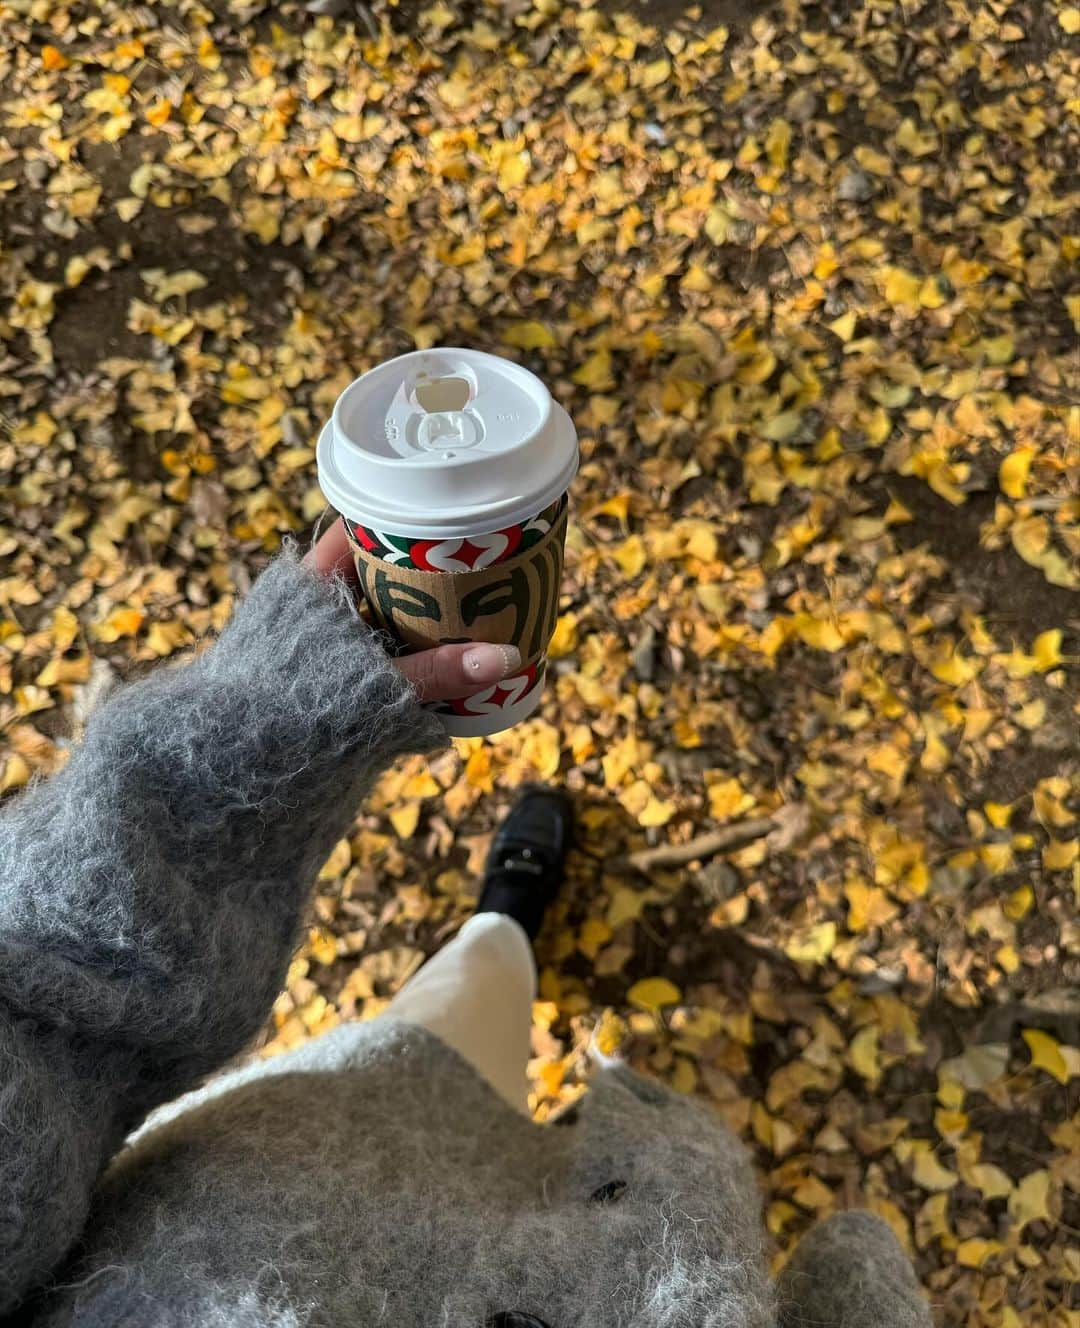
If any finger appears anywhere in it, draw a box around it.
[395,643,522,703]
[302,517,357,585]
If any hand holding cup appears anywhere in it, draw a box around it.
[316,349,578,736]
[303,519,523,703]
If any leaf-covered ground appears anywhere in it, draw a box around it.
[1,0,1077,1323]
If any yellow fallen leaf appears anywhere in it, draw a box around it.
[849,1025,881,1085]
[1033,777,1074,829]
[1007,1169,1052,1230]
[0,754,31,793]
[998,446,1035,499]
[980,334,1014,365]
[578,917,613,960]
[607,885,652,929]
[1043,838,1078,871]
[764,117,791,171]
[1031,628,1063,672]
[963,1163,1013,1201]
[680,263,713,293]
[593,1009,628,1057]
[51,605,80,651]
[627,976,682,1013]
[1015,698,1046,730]
[828,310,857,342]
[547,613,578,658]
[64,254,92,287]
[502,320,557,350]
[854,144,892,176]
[618,778,676,826]
[613,534,647,577]
[996,944,1019,973]
[305,927,339,966]
[403,770,441,799]
[733,340,777,384]
[572,349,614,390]
[36,655,91,687]
[762,410,803,442]
[1003,884,1034,921]
[845,879,899,932]
[956,1238,1004,1269]
[708,776,755,821]
[1022,1029,1070,1083]
[318,838,352,880]
[899,1139,958,1192]
[41,44,70,70]
[1010,514,1049,567]
[1038,547,1079,590]
[522,722,561,779]
[389,802,420,839]
[639,57,671,89]
[791,613,845,651]
[918,276,946,308]
[146,620,190,657]
[141,268,208,301]
[979,841,1013,874]
[928,648,982,686]
[92,606,144,642]
[882,266,922,309]
[784,921,836,965]
[638,795,677,828]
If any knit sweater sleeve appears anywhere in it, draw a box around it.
[0,550,445,1313]
[776,1211,934,1327]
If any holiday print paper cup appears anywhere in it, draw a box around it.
[317,349,578,738]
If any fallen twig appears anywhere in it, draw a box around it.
[623,817,778,874]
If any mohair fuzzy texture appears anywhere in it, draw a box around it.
[0,551,443,1318]
[0,552,934,1328]
[776,1211,934,1328]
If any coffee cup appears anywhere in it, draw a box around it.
[316,348,578,737]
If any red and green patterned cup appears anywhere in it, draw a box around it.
[316,349,578,738]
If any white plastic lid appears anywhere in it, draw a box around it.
[316,348,578,538]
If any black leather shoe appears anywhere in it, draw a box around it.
[476,786,574,941]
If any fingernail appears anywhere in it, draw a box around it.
[463,644,521,683]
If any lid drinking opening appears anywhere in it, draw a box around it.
[410,367,484,453]
[412,375,472,412]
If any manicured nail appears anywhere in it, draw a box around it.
[463,644,521,683]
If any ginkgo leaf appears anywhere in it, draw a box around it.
[1007,1170,1052,1230]
[998,446,1035,499]
[963,1163,1013,1201]
[639,58,671,89]
[141,269,208,300]
[898,1140,958,1192]
[503,321,557,350]
[572,350,613,390]
[784,922,837,965]
[627,977,682,1013]
[1022,1029,1070,1083]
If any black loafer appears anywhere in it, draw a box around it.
[476,786,574,941]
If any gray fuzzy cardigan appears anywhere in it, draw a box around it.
[0,552,934,1328]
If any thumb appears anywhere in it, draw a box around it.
[394,643,522,703]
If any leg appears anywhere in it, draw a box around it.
[385,912,536,1113]
[385,786,573,1115]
